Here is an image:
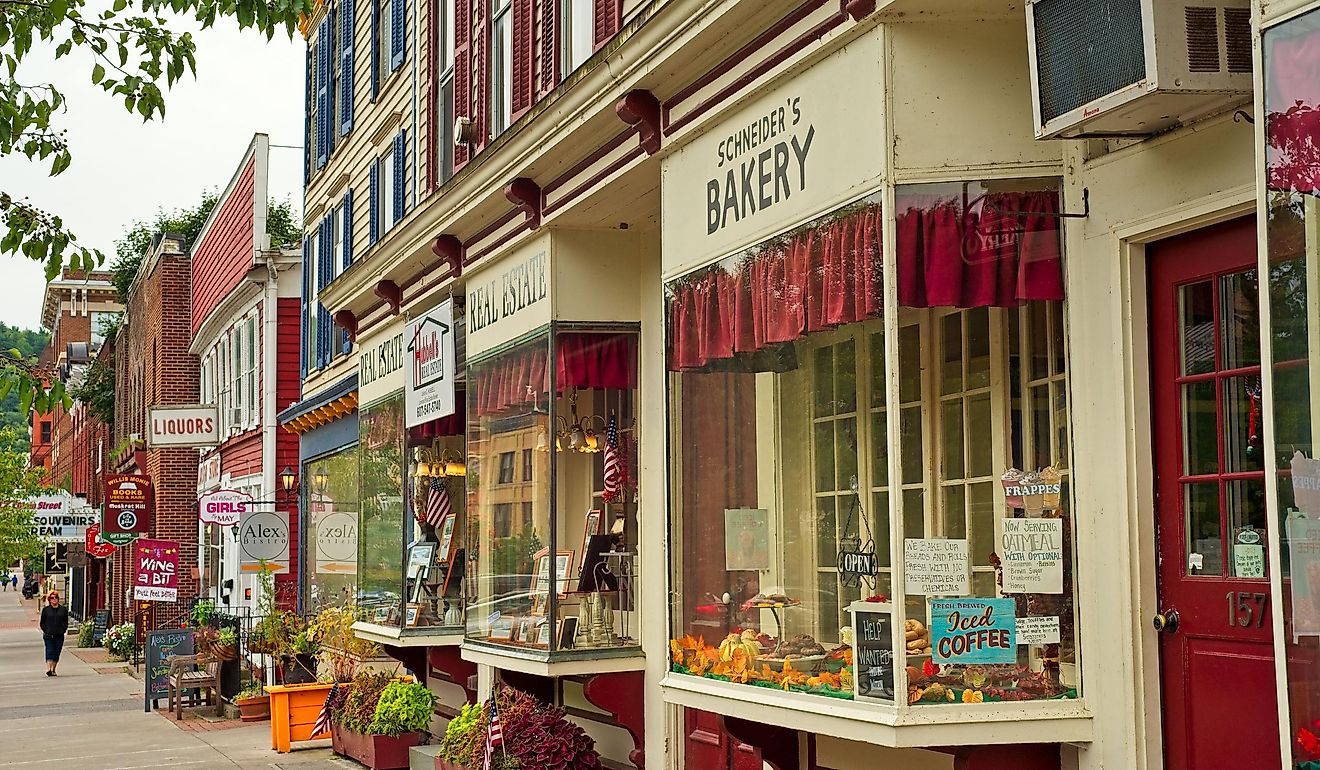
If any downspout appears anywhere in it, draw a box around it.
[262,256,280,609]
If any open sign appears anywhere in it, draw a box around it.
[198,489,252,526]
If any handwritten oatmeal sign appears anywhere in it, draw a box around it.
[903,538,969,596]
[1000,518,1064,594]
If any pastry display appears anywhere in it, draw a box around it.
[717,629,763,661]
[771,633,827,659]
[741,592,799,610]
[905,618,932,656]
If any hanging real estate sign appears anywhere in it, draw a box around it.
[239,507,290,574]
[103,474,153,535]
[133,539,179,602]
[405,299,457,427]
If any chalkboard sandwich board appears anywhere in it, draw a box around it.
[848,601,895,703]
[91,610,109,646]
[144,628,194,712]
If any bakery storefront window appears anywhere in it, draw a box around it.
[359,394,406,624]
[667,181,1080,706]
[466,329,639,655]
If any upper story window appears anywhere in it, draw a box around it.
[91,311,120,346]
[369,130,408,245]
[434,0,456,185]
[490,0,512,138]
[562,0,594,73]
[303,189,355,377]
[372,0,405,98]
[309,0,356,177]
[40,421,51,445]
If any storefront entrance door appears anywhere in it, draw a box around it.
[1149,216,1279,770]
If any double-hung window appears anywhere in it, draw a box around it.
[306,227,322,370]
[230,323,245,433]
[435,0,455,184]
[243,315,258,429]
[490,0,512,138]
[562,0,593,74]
[380,147,396,231]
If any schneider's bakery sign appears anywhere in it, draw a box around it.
[661,29,883,278]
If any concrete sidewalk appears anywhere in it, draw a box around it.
[0,595,349,769]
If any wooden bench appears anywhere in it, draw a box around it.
[168,653,222,720]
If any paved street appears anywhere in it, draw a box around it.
[0,595,347,769]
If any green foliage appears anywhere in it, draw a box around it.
[103,622,137,660]
[216,626,238,646]
[266,197,300,249]
[0,323,48,453]
[69,357,114,425]
[332,670,394,735]
[439,702,507,769]
[369,681,435,737]
[0,427,49,568]
[76,619,94,647]
[190,598,214,627]
[237,680,266,700]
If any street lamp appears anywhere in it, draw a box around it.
[279,466,298,498]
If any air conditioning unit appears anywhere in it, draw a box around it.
[1027,0,1252,139]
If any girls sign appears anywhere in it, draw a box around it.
[133,539,179,602]
[930,598,1016,664]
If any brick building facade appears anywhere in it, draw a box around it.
[108,234,201,624]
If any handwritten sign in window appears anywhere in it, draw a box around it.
[1014,615,1061,646]
[903,538,969,596]
[849,601,894,703]
[1000,518,1064,594]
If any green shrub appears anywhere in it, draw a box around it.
[103,622,137,661]
[370,681,436,737]
[76,621,94,648]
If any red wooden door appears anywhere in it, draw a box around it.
[1150,217,1279,770]
[683,709,761,770]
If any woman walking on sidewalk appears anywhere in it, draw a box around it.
[39,592,68,676]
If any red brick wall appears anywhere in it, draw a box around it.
[192,160,255,335]
[109,242,201,625]
[276,296,302,603]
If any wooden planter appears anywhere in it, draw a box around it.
[330,723,421,770]
[265,682,334,753]
[234,694,270,722]
[434,759,472,770]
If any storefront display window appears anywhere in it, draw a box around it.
[359,394,406,624]
[404,405,466,630]
[1264,12,1320,767]
[466,329,639,657]
[304,445,360,612]
[667,182,1079,707]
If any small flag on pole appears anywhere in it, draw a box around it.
[313,682,337,738]
[602,413,623,503]
[483,693,504,770]
[421,477,451,527]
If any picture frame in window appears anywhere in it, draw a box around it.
[531,592,547,616]
[578,509,603,573]
[372,606,390,624]
[436,515,457,564]
[489,616,515,641]
[531,548,575,598]
[558,616,578,649]
[405,604,422,627]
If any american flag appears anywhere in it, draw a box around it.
[312,682,337,738]
[420,477,451,527]
[602,413,623,503]
[483,693,504,770]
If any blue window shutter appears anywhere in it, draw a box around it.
[340,0,354,135]
[393,130,405,224]
[300,237,310,378]
[370,0,380,99]
[318,216,333,366]
[390,0,404,71]
[368,162,379,244]
[316,18,330,169]
[342,188,354,270]
[303,47,312,184]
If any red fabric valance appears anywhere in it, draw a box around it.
[473,333,638,416]
[896,190,1063,309]
[669,204,883,371]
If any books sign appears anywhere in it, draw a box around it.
[103,474,153,535]
[133,539,179,602]
[405,299,457,428]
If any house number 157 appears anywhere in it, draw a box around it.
[1226,591,1268,628]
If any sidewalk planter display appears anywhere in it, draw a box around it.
[436,688,603,770]
[329,672,434,768]
[330,724,421,770]
[265,682,334,753]
[235,693,271,722]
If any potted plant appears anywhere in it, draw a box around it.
[281,625,320,685]
[436,688,602,770]
[310,604,382,682]
[331,673,434,770]
[103,622,138,662]
[235,681,271,722]
[191,599,215,629]
[211,626,240,661]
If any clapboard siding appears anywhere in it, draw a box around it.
[193,160,256,334]
[276,296,304,583]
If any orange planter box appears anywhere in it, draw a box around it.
[265,682,334,753]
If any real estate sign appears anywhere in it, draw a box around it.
[405,298,457,427]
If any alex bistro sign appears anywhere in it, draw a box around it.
[147,405,219,447]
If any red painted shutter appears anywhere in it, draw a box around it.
[472,0,491,155]
[510,0,533,120]
[453,0,472,168]
[535,0,560,98]
[592,0,619,50]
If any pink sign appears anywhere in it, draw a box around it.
[133,539,179,602]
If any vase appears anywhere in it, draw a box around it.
[330,723,421,770]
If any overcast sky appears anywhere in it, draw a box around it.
[0,18,305,332]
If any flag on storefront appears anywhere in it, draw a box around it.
[602,413,623,502]
[313,682,337,737]
[421,477,450,527]
[483,692,504,770]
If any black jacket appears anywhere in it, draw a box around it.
[40,605,69,638]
